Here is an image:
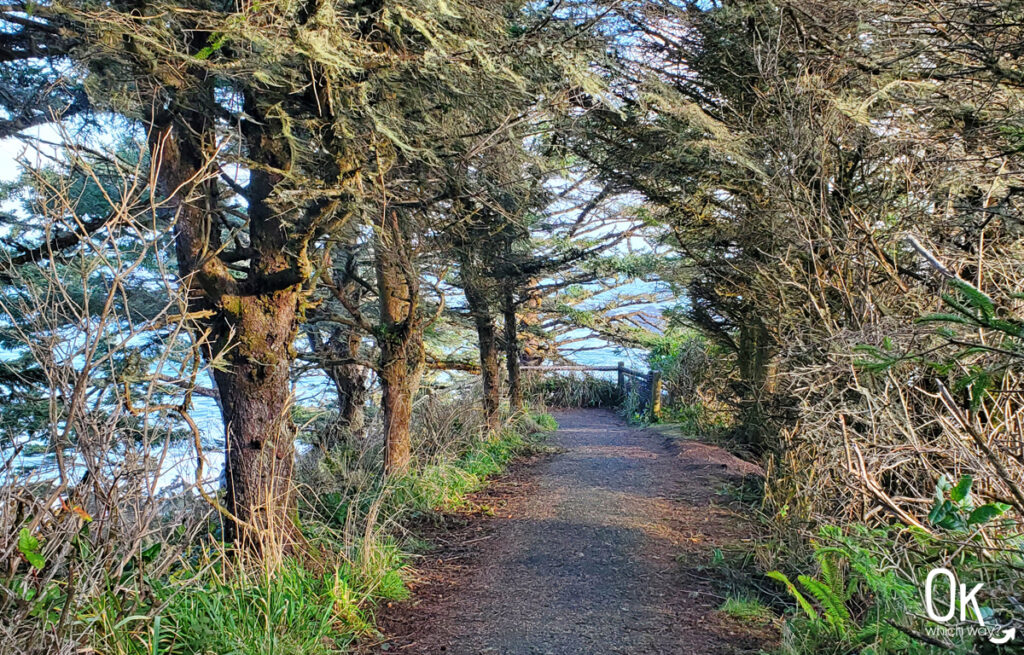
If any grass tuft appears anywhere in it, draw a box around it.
[719,595,772,624]
[531,412,559,431]
[149,561,369,655]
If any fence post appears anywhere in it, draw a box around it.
[617,361,625,393]
[649,370,662,420]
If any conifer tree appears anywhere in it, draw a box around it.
[1,0,599,555]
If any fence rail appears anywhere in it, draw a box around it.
[520,361,662,419]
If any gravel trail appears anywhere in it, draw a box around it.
[372,408,772,655]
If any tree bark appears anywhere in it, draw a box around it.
[151,88,306,558]
[519,278,548,366]
[213,295,300,556]
[501,282,523,413]
[330,325,368,439]
[375,210,423,475]
[464,276,500,431]
[736,314,772,451]
[309,325,368,444]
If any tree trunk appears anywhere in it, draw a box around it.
[736,314,772,451]
[464,277,500,431]
[502,283,523,413]
[151,90,306,558]
[213,295,300,557]
[519,278,547,366]
[331,325,368,439]
[309,325,368,444]
[375,210,423,475]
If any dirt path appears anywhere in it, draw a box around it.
[372,408,774,655]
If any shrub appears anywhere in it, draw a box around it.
[522,373,621,408]
[647,331,717,407]
[768,476,1021,654]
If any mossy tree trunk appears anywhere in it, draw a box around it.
[502,283,523,413]
[463,271,501,431]
[152,89,306,558]
[375,210,424,475]
[212,295,300,556]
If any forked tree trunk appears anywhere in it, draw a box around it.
[464,278,500,431]
[375,210,424,475]
[501,283,523,413]
[152,93,304,558]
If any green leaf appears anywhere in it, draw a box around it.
[18,528,45,569]
[141,542,162,563]
[967,503,1011,526]
[767,570,819,620]
[951,475,973,503]
[24,551,45,570]
[18,528,38,554]
[928,499,949,526]
[151,615,162,655]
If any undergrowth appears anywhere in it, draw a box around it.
[717,473,1022,655]
[522,372,620,408]
[390,424,544,513]
[720,595,772,624]
[3,398,557,655]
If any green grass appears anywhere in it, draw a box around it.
[63,413,550,655]
[719,595,772,623]
[391,426,536,512]
[79,558,377,655]
[152,562,369,655]
[531,412,558,431]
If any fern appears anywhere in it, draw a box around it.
[949,278,995,320]
[939,293,981,323]
[916,312,974,326]
[798,574,851,635]
[815,550,846,601]
[766,570,819,621]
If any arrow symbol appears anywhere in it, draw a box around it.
[990,627,1016,644]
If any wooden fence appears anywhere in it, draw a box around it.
[519,362,662,419]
